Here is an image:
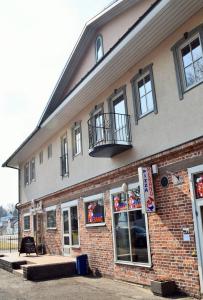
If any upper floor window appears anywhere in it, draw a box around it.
[61,135,68,177]
[24,162,29,186]
[72,122,82,158]
[171,25,203,99]
[131,64,157,124]
[48,144,52,159]
[95,35,104,62]
[39,151,43,164]
[30,157,36,182]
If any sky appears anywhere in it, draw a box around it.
[0,0,111,207]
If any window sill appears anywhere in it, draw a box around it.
[182,79,203,98]
[46,227,57,230]
[138,109,154,120]
[24,229,30,232]
[73,152,82,159]
[71,245,80,249]
[86,222,106,227]
[115,260,152,268]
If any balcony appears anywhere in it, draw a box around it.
[88,113,132,157]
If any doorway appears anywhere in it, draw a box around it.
[62,203,79,256]
[188,164,203,292]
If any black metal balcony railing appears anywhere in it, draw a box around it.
[88,113,132,157]
[60,154,69,177]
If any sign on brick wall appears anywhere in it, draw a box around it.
[138,167,156,213]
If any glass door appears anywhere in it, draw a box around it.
[189,166,203,293]
[62,206,79,256]
[112,96,127,143]
[62,208,70,256]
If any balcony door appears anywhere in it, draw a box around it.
[112,95,128,144]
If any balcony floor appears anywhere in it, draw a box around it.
[89,143,132,157]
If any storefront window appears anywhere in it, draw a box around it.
[84,195,105,225]
[194,173,203,199]
[112,184,149,264]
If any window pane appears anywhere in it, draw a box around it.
[194,58,203,81]
[47,210,56,228]
[146,92,154,111]
[181,45,192,67]
[71,206,79,245]
[95,115,104,141]
[63,210,69,234]
[184,64,195,87]
[24,216,30,230]
[194,173,203,199]
[96,37,103,61]
[191,38,202,61]
[75,130,81,154]
[138,79,145,97]
[128,187,141,210]
[115,212,131,261]
[64,236,70,245]
[85,199,105,224]
[129,210,148,263]
[113,193,127,212]
[144,75,152,93]
[140,96,147,114]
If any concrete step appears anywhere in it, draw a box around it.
[13,269,24,278]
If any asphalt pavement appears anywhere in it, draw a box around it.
[0,269,194,300]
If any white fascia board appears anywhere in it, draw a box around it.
[41,0,170,129]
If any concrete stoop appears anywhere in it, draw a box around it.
[0,255,77,281]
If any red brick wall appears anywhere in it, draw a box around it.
[43,207,62,255]
[18,139,203,297]
[78,191,114,277]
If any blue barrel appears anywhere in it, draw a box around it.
[76,254,88,275]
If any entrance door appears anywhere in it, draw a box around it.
[62,206,79,256]
[188,165,203,292]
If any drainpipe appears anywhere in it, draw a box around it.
[15,168,21,251]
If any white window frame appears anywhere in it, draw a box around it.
[61,199,80,249]
[83,193,105,227]
[171,24,203,99]
[23,213,31,231]
[110,183,151,268]
[45,205,57,230]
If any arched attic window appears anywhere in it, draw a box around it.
[95,35,104,62]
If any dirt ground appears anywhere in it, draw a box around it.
[0,269,194,300]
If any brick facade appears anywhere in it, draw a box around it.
[18,138,203,298]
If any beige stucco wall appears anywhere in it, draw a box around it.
[20,9,203,204]
[64,0,156,96]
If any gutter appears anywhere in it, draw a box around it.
[2,127,40,169]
